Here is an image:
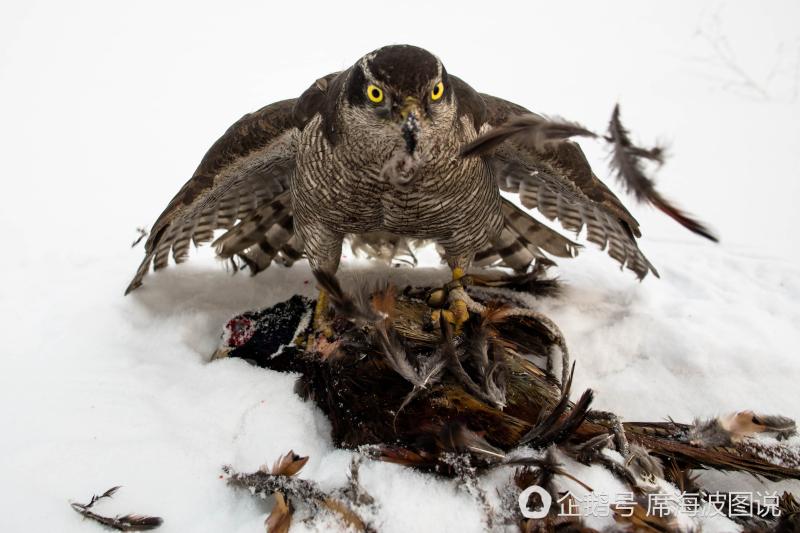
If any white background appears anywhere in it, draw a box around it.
[1,1,799,532]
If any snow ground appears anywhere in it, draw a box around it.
[1,1,799,531]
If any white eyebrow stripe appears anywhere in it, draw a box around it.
[360,55,377,83]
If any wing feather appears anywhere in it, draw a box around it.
[460,91,658,279]
[493,154,658,279]
[500,200,579,259]
[125,99,298,294]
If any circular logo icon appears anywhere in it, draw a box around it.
[519,485,551,519]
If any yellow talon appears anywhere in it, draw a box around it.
[307,288,333,348]
[441,309,456,324]
[313,288,329,330]
[427,288,447,308]
[450,298,469,326]
[430,300,469,332]
[429,267,472,330]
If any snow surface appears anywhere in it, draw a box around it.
[1,1,799,531]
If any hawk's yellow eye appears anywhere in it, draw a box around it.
[431,81,444,101]
[366,85,383,103]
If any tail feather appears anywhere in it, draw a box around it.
[275,235,304,267]
[235,243,276,275]
[228,217,296,275]
[128,197,585,292]
[480,200,581,272]
[472,245,502,268]
[348,233,420,267]
[213,195,292,258]
[501,200,580,259]
[492,228,537,271]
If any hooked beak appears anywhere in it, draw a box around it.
[398,96,422,121]
[398,96,422,155]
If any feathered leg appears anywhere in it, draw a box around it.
[299,224,345,335]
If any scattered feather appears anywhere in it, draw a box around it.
[461,114,597,157]
[624,444,665,485]
[689,411,797,447]
[70,486,162,531]
[265,492,292,533]
[518,363,593,448]
[438,422,506,461]
[269,450,310,477]
[314,271,380,323]
[225,452,369,533]
[606,104,718,242]
[130,227,148,248]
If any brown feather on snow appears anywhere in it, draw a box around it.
[268,450,310,476]
[70,486,163,531]
[224,453,369,533]
[265,492,292,533]
[690,411,798,447]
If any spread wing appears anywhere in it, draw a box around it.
[489,138,657,279]
[453,75,658,279]
[125,99,299,294]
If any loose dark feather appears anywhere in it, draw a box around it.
[752,414,797,440]
[440,317,506,408]
[313,271,380,323]
[70,487,162,531]
[394,348,448,420]
[69,510,163,532]
[606,104,718,242]
[518,363,594,448]
[461,114,597,158]
[373,323,425,387]
[437,422,506,461]
[130,228,147,248]
[572,434,642,489]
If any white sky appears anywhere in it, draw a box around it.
[1,1,798,265]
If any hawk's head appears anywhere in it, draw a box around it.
[348,45,451,136]
[337,45,459,186]
[293,45,468,187]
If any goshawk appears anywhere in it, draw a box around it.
[126,45,713,318]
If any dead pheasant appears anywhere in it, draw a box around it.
[214,269,799,531]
